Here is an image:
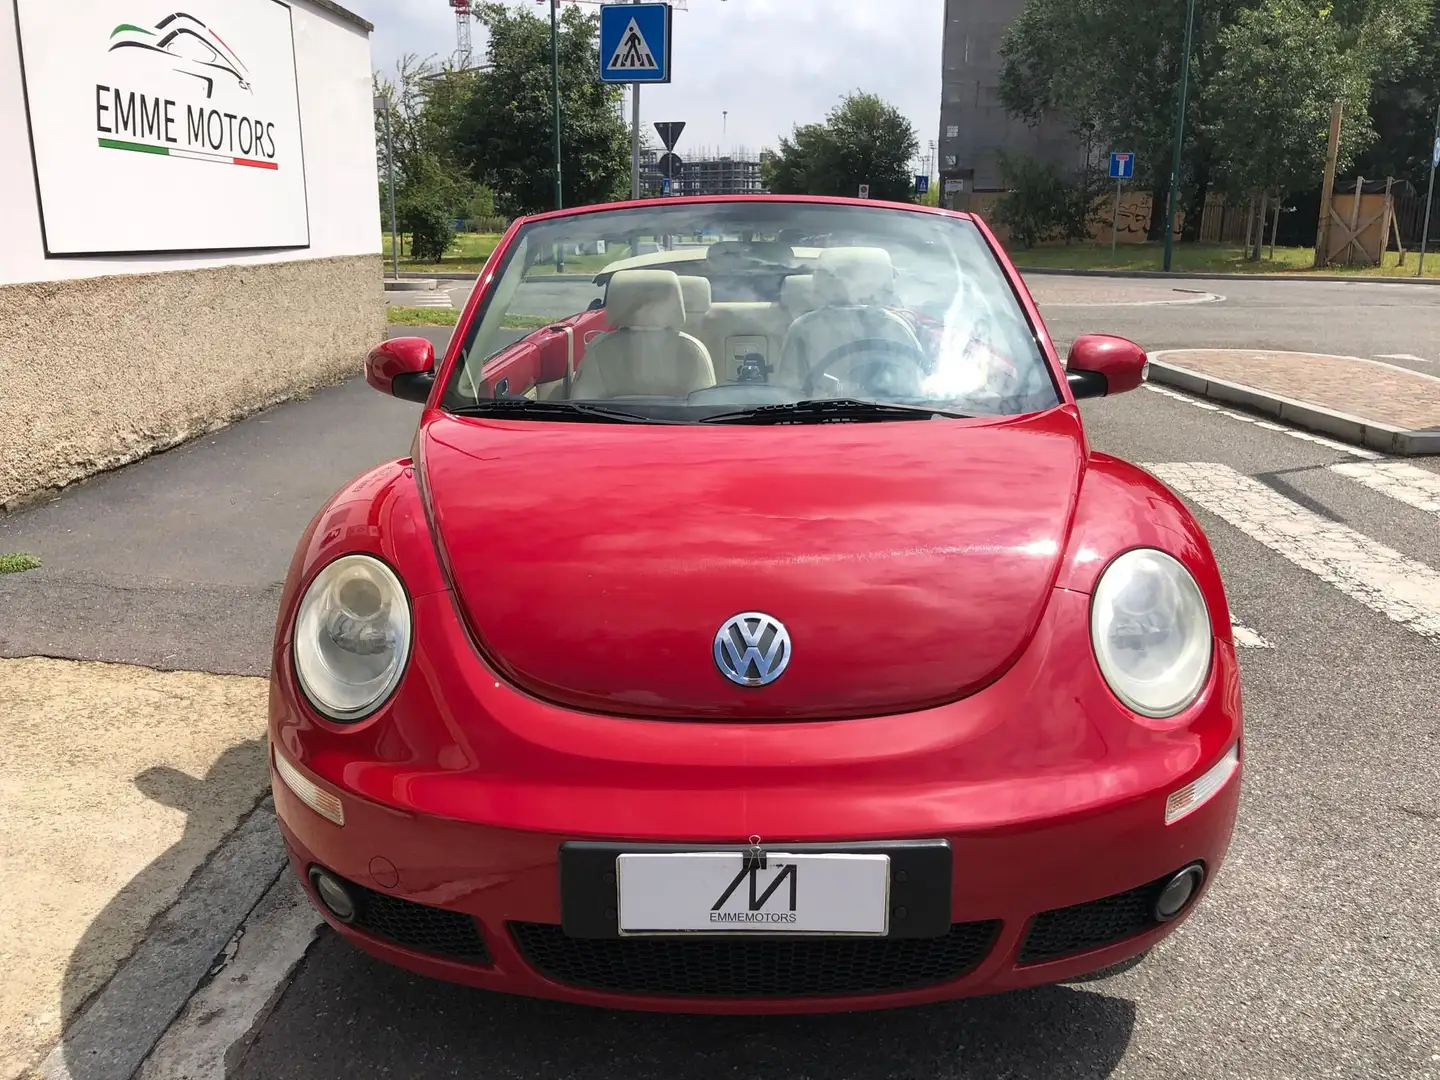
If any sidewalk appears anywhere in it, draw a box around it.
[0,373,420,1080]
[1147,350,1440,455]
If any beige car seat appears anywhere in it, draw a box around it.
[570,270,717,399]
[774,249,922,392]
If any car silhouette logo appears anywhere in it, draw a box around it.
[109,13,251,99]
[714,613,791,687]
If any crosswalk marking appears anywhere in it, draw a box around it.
[1141,384,1383,459]
[1329,461,1440,519]
[1375,353,1430,364]
[1230,619,1274,649]
[1145,462,1440,640]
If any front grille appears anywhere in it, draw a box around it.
[342,877,491,964]
[1018,873,1174,965]
[509,921,999,998]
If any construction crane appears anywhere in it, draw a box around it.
[451,0,472,68]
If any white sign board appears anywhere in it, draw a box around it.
[15,0,310,255]
[858,184,870,199]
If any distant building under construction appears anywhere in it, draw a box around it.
[642,147,768,198]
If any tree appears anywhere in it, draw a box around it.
[459,3,630,216]
[764,92,919,201]
[1206,0,1376,212]
[374,56,477,259]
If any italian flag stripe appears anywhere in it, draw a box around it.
[98,138,278,170]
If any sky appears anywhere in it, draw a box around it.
[344,0,945,169]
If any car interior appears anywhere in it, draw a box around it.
[480,244,945,408]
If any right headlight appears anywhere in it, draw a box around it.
[1090,548,1213,718]
[293,554,412,722]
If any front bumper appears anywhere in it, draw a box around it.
[272,744,1239,1014]
[270,586,1242,1013]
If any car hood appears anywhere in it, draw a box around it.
[420,408,1087,720]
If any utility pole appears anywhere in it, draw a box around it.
[374,94,399,280]
[550,0,563,210]
[1161,0,1196,273]
[1419,100,1439,276]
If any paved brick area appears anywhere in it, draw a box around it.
[1155,350,1440,432]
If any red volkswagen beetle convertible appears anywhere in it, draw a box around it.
[269,195,1242,1013]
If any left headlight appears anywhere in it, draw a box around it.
[293,554,412,722]
[1090,548,1213,718]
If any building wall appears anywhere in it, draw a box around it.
[0,1,384,509]
[938,0,1084,194]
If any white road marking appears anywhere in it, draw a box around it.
[1329,460,1440,519]
[1375,354,1431,363]
[136,874,321,1080]
[1145,462,1440,640]
[1045,291,1226,308]
[1141,384,1383,459]
[1230,618,1275,649]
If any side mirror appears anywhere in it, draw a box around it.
[1065,335,1148,400]
[366,337,436,404]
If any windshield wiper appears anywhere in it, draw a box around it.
[449,398,669,424]
[700,398,967,425]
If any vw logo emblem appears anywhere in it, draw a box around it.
[714,612,791,687]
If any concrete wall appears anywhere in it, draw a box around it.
[938,0,1085,192]
[0,1,384,509]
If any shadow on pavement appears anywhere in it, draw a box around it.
[235,933,1135,1080]
[58,738,269,1078]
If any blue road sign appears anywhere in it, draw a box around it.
[599,3,672,84]
[661,177,672,196]
[1109,152,1135,180]
[915,175,930,195]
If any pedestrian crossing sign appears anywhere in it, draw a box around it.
[599,3,672,83]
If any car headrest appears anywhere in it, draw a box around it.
[814,247,896,306]
[677,275,712,318]
[605,269,686,329]
[780,274,817,316]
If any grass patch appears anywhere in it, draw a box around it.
[382,232,503,273]
[386,309,561,330]
[0,553,41,575]
[388,306,460,327]
[1009,242,1440,277]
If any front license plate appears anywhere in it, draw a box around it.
[616,851,890,935]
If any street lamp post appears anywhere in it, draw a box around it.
[550,0,563,211]
[374,94,400,280]
[1162,0,1197,273]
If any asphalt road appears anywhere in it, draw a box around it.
[7,274,1440,1078]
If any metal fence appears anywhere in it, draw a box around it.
[1393,192,1440,248]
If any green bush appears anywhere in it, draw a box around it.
[995,153,1097,248]
[405,204,456,262]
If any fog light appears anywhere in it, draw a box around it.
[1165,742,1239,825]
[1154,864,1204,921]
[273,744,345,826]
[308,867,357,922]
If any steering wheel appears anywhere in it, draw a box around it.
[803,338,929,399]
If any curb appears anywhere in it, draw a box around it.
[1015,266,1440,286]
[37,800,286,1080]
[1146,360,1440,456]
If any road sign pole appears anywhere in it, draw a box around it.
[630,0,641,200]
[1419,100,1440,277]
[551,0,563,211]
[1112,177,1122,256]
[1162,0,1196,273]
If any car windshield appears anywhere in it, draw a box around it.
[442,201,1061,423]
